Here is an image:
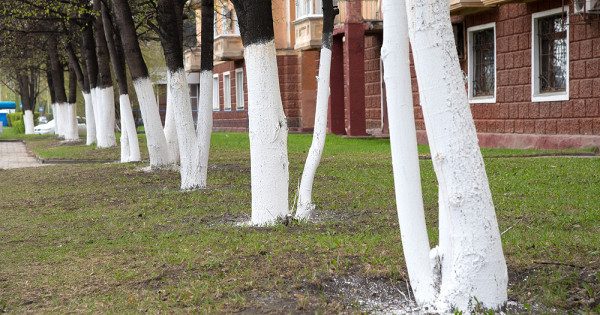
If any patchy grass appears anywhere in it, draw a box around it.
[0,132,598,312]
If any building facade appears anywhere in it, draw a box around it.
[184,0,600,149]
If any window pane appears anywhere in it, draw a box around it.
[538,14,567,93]
[236,70,244,110]
[472,28,495,97]
[213,76,220,111]
[224,74,231,111]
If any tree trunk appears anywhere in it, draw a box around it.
[231,0,289,225]
[295,0,336,220]
[406,0,507,311]
[18,74,35,134]
[47,36,68,139]
[156,0,201,189]
[197,0,214,187]
[381,0,436,306]
[112,0,174,168]
[102,1,141,162]
[82,23,98,145]
[163,91,180,162]
[64,68,80,141]
[92,0,116,148]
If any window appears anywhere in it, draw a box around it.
[531,6,569,102]
[189,84,199,121]
[296,0,323,19]
[235,68,245,111]
[213,74,220,111]
[467,23,496,104]
[223,72,232,111]
[453,23,465,59]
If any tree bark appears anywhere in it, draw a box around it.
[18,74,35,134]
[157,0,202,189]
[47,35,67,138]
[381,0,436,306]
[81,22,98,145]
[197,0,214,187]
[295,0,336,220]
[64,68,80,141]
[92,0,117,148]
[231,0,289,225]
[102,1,141,162]
[406,0,507,311]
[112,0,174,168]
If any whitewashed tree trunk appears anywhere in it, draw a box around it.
[168,69,201,189]
[133,77,174,168]
[95,86,117,148]
[83,92,97,145]
[197,70,213,187]
[295,48,331,220]
[406,0,508,311]
[382,0,437,306]
[91,88,103,143]
[64,103,79,141]
[24,110,34,135]
[245,41,289,225]
[119,94,141,162]
[164,81,180,164]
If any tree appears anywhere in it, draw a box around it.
[101,1,141,162]
[155,0,201,189]
[230,0,289,225]
[81,21,99,145]
[196,0,214,188]
[383,0,509,311]
[295,0,337,220]
[111,0,175,168]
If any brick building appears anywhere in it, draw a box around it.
[184,0,600,149]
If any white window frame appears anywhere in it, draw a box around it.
[212,74,220,111]
[531,6,570,103]
[223,71,232,111]
[235,68,245,111]
[295,0,323,20]
[467,22,497,104]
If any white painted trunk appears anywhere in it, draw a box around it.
[382,0,437,306]
[64,103,79,141]
[133,77,174,168]
[169,69,201,190]
[164,80,180,164]
[83,92,97,145]
[197,70,213,187]
[54,103,64,137]
[295,47,332,220]
[406,0,508,311]
[119,94,141,162]
[24,110,35,135]
[91,88,103,143]
[245,41,289,225]
[95,87,117,148]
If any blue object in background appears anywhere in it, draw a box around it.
[0,101,17,127]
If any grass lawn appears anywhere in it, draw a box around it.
[0,130,598,312]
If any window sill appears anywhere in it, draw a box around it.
[469,96,496,104]
[531,92,568,103]
[293,14,324,24]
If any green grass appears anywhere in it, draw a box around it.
[0,131,598,312]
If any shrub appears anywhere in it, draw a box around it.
[7,112,23,127]
[12,118,25,134]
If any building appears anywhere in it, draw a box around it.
[185,0,600,149]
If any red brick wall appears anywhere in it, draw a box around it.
[364,33,383,133]
[456,1,600,136]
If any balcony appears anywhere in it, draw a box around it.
[449,0,489,15]
[214,35,244,61]
[294,16,324,50]
[334,0,382,25]
[184,48,200,72]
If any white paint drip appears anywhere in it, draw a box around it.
[197,70,214,187]
[245,41,290,225]
[382,0,437,306]
[83,92,97,145]
[133,77,174,168]
[164,79,180,163]
[64,103,79,141]
[24,110,34,135]
[95,87,117,148]
[406,0,508,311]
[119,94,141,162]
[168,69,201,190]
[295,47,332,220]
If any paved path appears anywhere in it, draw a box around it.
[0,141,43,169]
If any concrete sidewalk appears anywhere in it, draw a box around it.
[0,141,43,169]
